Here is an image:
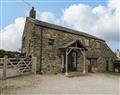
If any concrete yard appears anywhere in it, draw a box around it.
[0,73,120,95]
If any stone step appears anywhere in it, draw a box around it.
[67,72,87,77]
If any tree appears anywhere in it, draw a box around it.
[0,49,20,58]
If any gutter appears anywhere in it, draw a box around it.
[39,27,44,74]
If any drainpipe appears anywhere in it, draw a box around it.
[39,27,44,74]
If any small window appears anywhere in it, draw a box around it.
[48,39,54,49]
[96,41,100,48]
[90,59,97,66]
[85,39,90,46]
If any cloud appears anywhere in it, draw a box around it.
[62,4,119,41]
[0,17,25,51]
[0,11,57,51]
[37,11,62,25]
[62,4,98,32]
[40,12,55,22]
[0,0,119,51]
[61,1,120,49]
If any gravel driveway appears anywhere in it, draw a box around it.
[0,73,120,95]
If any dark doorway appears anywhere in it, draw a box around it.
[106,60,109,71]
[68,51,77,72]
[88,65,92,73]
[88,58,97,73]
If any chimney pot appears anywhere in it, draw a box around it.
[29,7,36,19]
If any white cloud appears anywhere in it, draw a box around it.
[0,0,119,51]
[37,11,62,25]
[0,17,25,51]
[61,1,120,49]
[40,12,55,22]
[62,4,98,32]
[0,11,57,51]
[108,0,119,9]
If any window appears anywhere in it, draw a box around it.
[48,39,54,49]
[96,41,100,48]
[85,39,90,46]
[90,59,97,66]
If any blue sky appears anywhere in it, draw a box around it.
[0,0,119,51]
[0,0,108,30]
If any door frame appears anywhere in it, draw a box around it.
[68,51,77,72]
[88,58,97,73]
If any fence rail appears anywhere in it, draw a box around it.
[0,56,37,80]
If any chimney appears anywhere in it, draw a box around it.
[29,7,36,19]
[116,49,120,58]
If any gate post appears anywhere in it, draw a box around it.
[82,50,86,74]
[32,56,37,75]
[3,56,7,79]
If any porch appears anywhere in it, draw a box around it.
[59,40,87,76]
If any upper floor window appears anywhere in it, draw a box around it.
[48,39,54,49]
[96,41,100,48]
[85,39,90,46]
[90,59,97,66]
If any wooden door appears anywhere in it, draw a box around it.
[88,65,92,73]
[68,52,77,72]
[88,59,97,73]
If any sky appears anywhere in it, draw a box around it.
[0,0,120,52]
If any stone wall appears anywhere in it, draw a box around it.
[22,18,34,55]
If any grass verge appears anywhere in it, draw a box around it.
[106,72,120,76]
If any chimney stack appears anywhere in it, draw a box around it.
[29,7,36,19]
[116,49,120,58]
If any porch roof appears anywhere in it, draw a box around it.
[113,58,120,64]
[59,40,87,50]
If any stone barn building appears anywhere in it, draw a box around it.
[22,7,116,75]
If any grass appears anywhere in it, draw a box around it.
[106,72,120,76]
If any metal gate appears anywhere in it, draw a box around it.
[0,56,37,79]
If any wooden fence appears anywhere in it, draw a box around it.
[0,56,37,79]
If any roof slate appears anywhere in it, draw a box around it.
[27,17,105,41]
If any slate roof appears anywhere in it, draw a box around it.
[27,17,105,41]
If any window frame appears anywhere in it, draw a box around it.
[96,41,101,48]
[85,39,90,47]
[48,38,54,49]
[90,59,97,67]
